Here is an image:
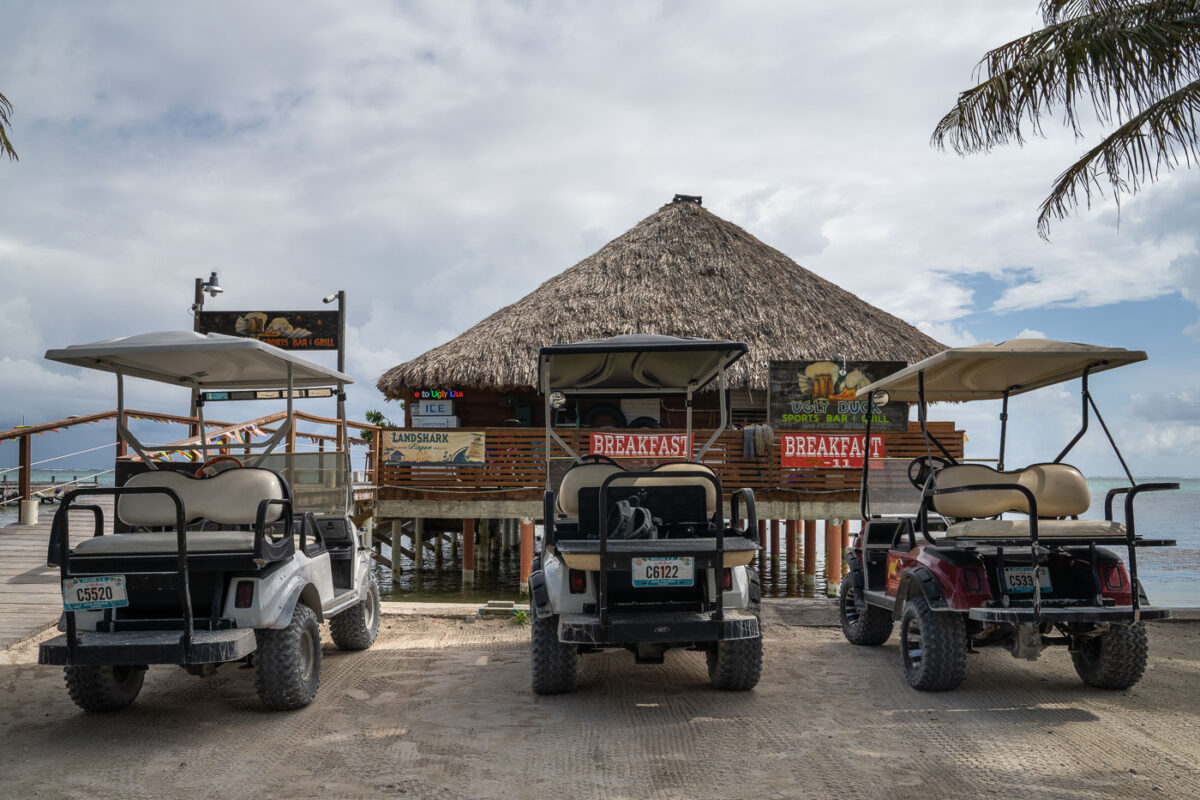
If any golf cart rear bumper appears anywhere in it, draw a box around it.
[39,628,257,666]
[558,609,759,645]
[967,605,1171,624]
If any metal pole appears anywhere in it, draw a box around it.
[190,277,204,438]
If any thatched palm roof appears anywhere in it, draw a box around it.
[378,197,945,395]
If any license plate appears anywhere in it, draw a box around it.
[632,557,694,587]
[1002,566,1052,594]
[62,576,128,611]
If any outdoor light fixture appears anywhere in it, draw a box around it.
[201,272,223,298]
[322,292,338,304]
[549,391,567,409]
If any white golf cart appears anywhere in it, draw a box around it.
[529,335,763,694]
[38,331,380,711]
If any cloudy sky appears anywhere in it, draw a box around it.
[1,1,1197,478]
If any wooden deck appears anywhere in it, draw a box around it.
[0,499,104,650]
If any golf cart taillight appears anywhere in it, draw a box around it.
[1101,563,1127,591]
[234,580,255,608]
[723,568,732,591]
[569,569,586,594]
[961,567,984,593]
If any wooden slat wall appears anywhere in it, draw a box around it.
[378,422,963,500]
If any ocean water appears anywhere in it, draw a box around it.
[1080,477,1199,608]
[4,470,1197,607]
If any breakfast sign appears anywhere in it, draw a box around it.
[768,360,909,432]
[198,311,340,351]
[589,432,692,460]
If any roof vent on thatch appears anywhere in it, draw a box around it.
[672,193,702,205]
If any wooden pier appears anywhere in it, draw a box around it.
[0,499,104,650]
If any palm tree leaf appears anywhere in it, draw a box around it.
[1037,76,1200,236]
[933,1,1200,155]
[0,91,17,162]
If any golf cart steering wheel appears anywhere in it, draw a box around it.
[578,453,623,468]
[196,455,244,478]
[907,455,951,490]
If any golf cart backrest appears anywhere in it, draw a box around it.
[932,463,1090,519]
[556,461,719,518]
[117,468,287,527]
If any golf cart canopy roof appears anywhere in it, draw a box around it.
[538,334,748,394]
[44,331,353,389]
[855,339,1146,403]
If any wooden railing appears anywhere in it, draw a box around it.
[377,421,963,501]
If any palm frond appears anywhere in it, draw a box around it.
[0,91,17,162]
[933,1,1200,154]
[1037,76,1200,236]
[1040,0,1139,26]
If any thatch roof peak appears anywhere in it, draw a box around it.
[378,197,944,395]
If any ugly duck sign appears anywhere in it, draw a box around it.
[768,360,908,432]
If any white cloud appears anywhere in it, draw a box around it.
[1015,329,1046,339]
[0,2,1197,475]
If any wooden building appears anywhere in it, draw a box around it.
[371,195,962,594]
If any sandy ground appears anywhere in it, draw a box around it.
[1,608,1198,800]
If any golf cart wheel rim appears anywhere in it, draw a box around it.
[843,585,861,626]
[903,618,923,672]
[299,628,316,682]
[364,586,377,630]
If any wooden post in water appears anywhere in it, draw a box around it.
[824,520,843,596]
[756,519,767,567]
[434,531,443,572]
[462,518,476,586]
[519,518,534,598]
[769,519,780,564]
[785,520,799,577]
[803,519,818,587]
[391,520,404,583]
[413,517,424,572]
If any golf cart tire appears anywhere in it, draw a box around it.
[1071,622,1148,690]
[899,596,966,691]
[531,614,578,695]
[64,664,146,713]
[330,574,381,651]
[254,601,321,710]
[839,573,893,646]
[706,631,763,691]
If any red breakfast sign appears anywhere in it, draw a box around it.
[589,432,692,459]
[780,432,885,469]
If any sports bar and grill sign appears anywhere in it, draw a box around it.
[780,432,885,469]
[768,360,908,431]
[198,311,340,350]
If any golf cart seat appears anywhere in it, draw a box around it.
[71,467,289,557]
[932,463,1125,539]
[556,461,719,519]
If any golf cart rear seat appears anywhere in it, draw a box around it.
[71,467,290,557]
[932,463,1124,539]
[556,461,719,520]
